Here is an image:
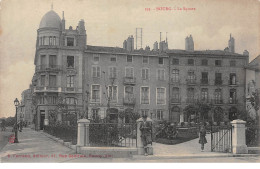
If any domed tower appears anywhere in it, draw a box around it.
[33,9,85,130]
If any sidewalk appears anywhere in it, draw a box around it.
[0,127,258,162]
[132,134,260,160]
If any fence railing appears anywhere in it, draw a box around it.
[89,123,137,147]
[44,125,77,145]
[246,124,260,147]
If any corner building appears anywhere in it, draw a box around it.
[30,9,249,129]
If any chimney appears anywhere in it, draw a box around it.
[228,34,235,53]
[243,50,249,56]
[153,41,158,51]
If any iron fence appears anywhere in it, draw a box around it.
[44,125,77,145]
[246,124,260,147]
[210,125,232,153]
[89,123,137,147]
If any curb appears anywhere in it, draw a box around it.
[132,153,260,160]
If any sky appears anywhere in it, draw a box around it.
[0,0,259,118]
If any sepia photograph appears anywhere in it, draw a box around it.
[0,0,259,163]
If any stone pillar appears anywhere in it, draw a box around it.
[77,119,90,147]
[136,117,153,155]
[44,111,49,126]
[231,119,248,154]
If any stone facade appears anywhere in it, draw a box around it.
[24,9,252,129]
[168,50,248,123]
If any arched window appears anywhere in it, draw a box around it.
[214,89,222,104]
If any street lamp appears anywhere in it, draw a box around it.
[14,98,19,143]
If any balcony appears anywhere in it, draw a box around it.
[171,78,180,84]
[34,86,61,92]
[186,98,197,103]
[123,97,136,105]
[229,99,238,104]
[65,87,76,92]
[123,77,136,85]
[186,79,196,85]
[212,99,224,105]
[36,65,62,73]
[229,81,238,86]
[215,80,223,85]
[171,97,181,104]
[200,79,209,85]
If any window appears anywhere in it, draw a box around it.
[49,36,55,46]
[201,59,208,66]
[92,66,101,78]
[230,73,236,85]
[230,60,236,67]
[157,88,166,105]
[42,36,46,45]
[142,68,149,80]
[159,57,164,65]
[214,89,222,104]
[156,110,164,120]
[215,73,222,85]
[141,109,149,117]
[188,59,194,65]
[230,89,237,104]
[110,55,117,62]
[65,97,78,105]
[201,88,208,101]
[157,69,165,81]
[67,76,74,87]
[125,86,134,99]
[201,72,208,84]
[49,75,56,87]
[91,85,100,103]
[143,56,149,64]
[93,54,100,63]
[125,67,134,78]
[141,87,149,104]
[40,75,45,86]
[41,55,46,66]
[108,86,117,102]
[172,69,179,83]
[127,55,133,63]
[49,96,57,104]
[67,37,74,46]
[39,37,42,46]
[172,87,180,102]
[39,96,45,104]
[109,67,117,78]
[187,88,195,103]
[49,55,57,68]
[215,60,222,66]
[92,109,99,119]
[172,58,179,65]
[187,71,196,83]
[67,56,74,68]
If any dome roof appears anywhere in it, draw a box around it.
[39,10,61,30]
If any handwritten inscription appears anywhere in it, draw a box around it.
[7,154,113,158]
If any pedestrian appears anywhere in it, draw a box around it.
[140,114,152,156]
[199,124,207,152]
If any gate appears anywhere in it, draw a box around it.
[211,124,232,153]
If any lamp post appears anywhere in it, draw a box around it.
[14,98,19,143]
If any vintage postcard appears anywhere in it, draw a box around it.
[0,0,259,163]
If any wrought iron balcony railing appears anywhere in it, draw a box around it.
[123,77,136,85]
[215,80,223,85]
[200,79,209,85]
[123,97,136,105]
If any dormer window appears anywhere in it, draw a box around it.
[67,37,74,46]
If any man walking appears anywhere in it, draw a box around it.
[139,115,152,156]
